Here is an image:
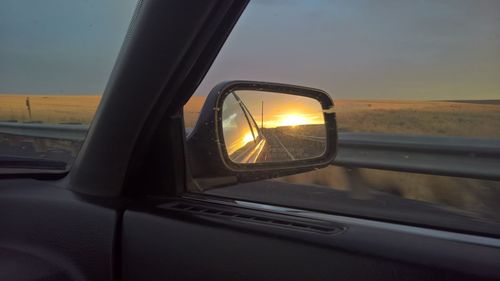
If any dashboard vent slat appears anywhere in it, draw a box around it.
[164,201,343,235]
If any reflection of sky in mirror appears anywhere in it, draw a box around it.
[196,0,500,100]
[236,90,324,128]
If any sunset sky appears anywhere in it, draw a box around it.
[1,0,499,100]
[236,90,324,128]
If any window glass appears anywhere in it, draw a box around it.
[222,93,257,157]
[184,0,500,233]
[0,0,137,170]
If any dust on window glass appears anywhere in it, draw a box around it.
[0,0,138,170]
[184,0,500,231]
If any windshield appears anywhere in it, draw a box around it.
[184,0,500,235]
[0,0,138,171]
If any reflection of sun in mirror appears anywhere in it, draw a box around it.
[263,112,324,128]
[279,114,309,127]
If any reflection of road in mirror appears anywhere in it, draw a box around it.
[259,125,326,162]
[222,90,326,164]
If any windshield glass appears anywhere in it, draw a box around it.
[184,0,500,235]
[0,0,138,171]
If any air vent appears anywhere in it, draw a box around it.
[164,201,343,235]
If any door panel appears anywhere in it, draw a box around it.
[122,198,499,281]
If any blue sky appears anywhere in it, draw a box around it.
[0,0,137,94]
[196,0,500,100]
[1,0,499,100]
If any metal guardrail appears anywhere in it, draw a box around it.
[1,122,500,180]
[0,122,88,141]
[335,133,500,181]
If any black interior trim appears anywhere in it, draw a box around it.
[68,0,248,197]
[161,200,345,235]
[123,197,500,280]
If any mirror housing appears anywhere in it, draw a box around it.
[186,81,337,187]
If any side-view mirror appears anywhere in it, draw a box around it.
[186,80,337,187]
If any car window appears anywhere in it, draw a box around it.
[222,92,259,158]
[0,0,137,171]
[184,0,500,234]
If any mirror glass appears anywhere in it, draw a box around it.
[222,90,326,163]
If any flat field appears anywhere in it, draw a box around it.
[0,95,100,124]
[185,96,500,138]
[2,94,500,219]
[3,94,499,138]
[186,96,500,220]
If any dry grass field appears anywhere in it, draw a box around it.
[2,94,500,220]
[185,96,500,138]
[334,99,500,138]
[3,94,499,139]
[0,95,100,124]
[185,95,500,220]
